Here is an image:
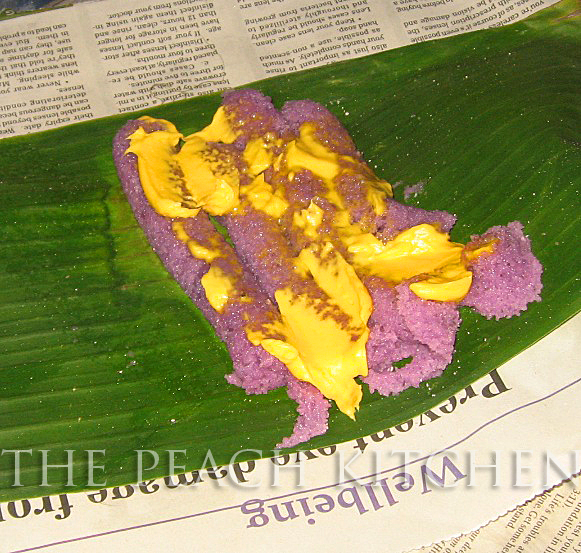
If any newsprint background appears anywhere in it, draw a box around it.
[1,0,580,551]
[0,0,563,136]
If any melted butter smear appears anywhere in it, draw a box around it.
[172,221,221,262]
[240,173,289,219]
[126,109,239,218]
[127,109,493,419]
[248,243,371,418]
[201,265,236,313]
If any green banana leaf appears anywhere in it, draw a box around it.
[0,0,579,502]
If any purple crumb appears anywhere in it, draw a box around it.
[403,181,426,200]
[461,221,543,319]
[364,278,460,395]
[277,379,331,449]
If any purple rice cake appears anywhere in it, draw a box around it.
[113,89,543,447]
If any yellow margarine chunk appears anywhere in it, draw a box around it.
[464,241,496,262]
[172,221,221,262]
[174,137,239,216]
[409,262,473,302]
[187,106,239,144]
[346,224,463,280]
[340,223,473,302]
[127,128,198,219]
[299,242,373,326]
[201,265,236,313]
[243,136,276,178]
[248,243,372,418]
[367,184,390,215]
[137,115,180,134]
[240,174,289,219]
[259,293,364,419]
[286,124,341,184]
[285,124,393,212]
[126,109,240,218]
[293,201,324,240]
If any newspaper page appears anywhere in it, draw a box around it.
[0,313,579,552]
[0,0,559,137]
[417,474,581,553]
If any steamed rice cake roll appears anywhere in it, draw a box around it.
[114,116,332,447]
[114,89,543,447]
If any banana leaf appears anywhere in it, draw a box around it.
[0,0,579,502]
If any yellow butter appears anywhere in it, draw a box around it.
[293,201,324,240]
[248,243,371,418]
[240,174,289,219]
[187,106,239,144]
[127,111,240,218]
[174,136,239,216]
[340,223,474,302]
[127,127,198,219]
[285,124,392,213]
[172,221,221,262]
[346,224,463,280]
[201,265,236,313]
[299,242,373,326]
[366,183,391,215]
[409,262,473,302]
[243,136,276,178]
[285,125,341,184]
[137,115,180,133]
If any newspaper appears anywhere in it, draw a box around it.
[418,474,581,553]
[0,0,558,137]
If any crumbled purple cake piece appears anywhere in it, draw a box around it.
[404,181,425,200]
[363,279,460,395]
[277,379,331,449]
[462,222,543,319]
